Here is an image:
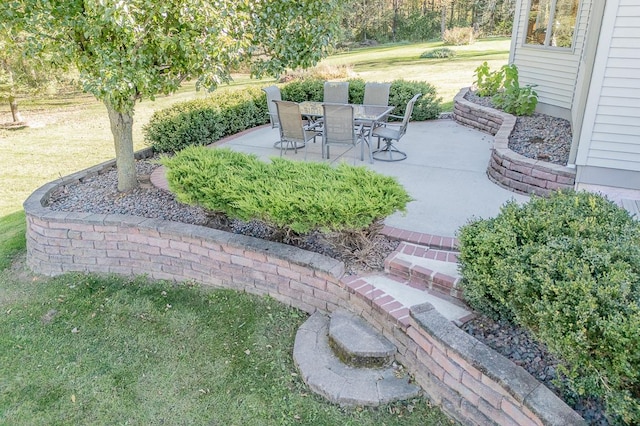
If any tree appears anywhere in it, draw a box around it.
[1,0,340,191]
[0,30,64,123]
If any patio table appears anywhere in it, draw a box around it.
[298,102,394,162]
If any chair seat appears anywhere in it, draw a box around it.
[371,125,401,141]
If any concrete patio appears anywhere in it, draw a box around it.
[217,118,529,238]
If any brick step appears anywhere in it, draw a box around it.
[385,241,463,301]
[294,311,420,407]
[345,274,472,327]
[329,309,396,368]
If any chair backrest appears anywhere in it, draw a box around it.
[262,85,282,128]
[397,93,422,138]
[363,82,391,106]
[323,81,349,104]
[274,100,305,143]
[322,103,356,145]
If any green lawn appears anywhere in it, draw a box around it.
[0,269,454,425]
[0,39,511,424]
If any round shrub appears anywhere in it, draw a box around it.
[420,48,456,59]
[458,190,640,424]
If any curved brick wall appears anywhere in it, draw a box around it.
[453,88,576,196]
[23,150,583,426]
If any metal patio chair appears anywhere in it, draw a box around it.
[273,100,320,158]
[371,93,421,162]
[363,82,391,106]
[262,85,282,128]
[321,103,370,163]
[323,81,349,104]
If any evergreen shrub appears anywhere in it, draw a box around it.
[458,191,640,424]
[161,147,412,234]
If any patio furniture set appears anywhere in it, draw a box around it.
[262,82,421,162]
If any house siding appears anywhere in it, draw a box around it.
[576,0,640,187]
[511,0,592,112]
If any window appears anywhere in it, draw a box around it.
[526,0,579,48]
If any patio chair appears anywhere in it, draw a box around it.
[358,81,392,129]
[363,82,391,106]
[273,100,320,158]
[371,93,421,162]
[322,103,371,163]
[262,85,282,128]
[323,81,349,104]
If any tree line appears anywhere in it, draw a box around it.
[340,0,515,44]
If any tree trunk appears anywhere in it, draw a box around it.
[9,95,22,122]
[441,4,447,35]
[106,103,137,192]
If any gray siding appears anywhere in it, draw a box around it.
[511,0,592,111]
[576,0,640,175]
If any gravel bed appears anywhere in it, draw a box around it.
[47,159,398,276]
[464,90,572,165]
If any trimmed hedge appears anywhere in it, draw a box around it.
[144,87,269,153]
[145,79,441,153]
[282,78,442,121]
[161,147,412,234]
[458,191,640,424]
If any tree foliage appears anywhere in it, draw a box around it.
[1,0,341,190]
[0,30,66,122]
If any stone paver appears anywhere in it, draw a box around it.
[294,312,420,407]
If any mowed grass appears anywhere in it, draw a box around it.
[0,271,454,425]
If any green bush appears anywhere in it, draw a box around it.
[144,87,269,153]
[442,27,475,45]
[420,48,456,59]
[161,147,412,235]
[146,78,441,153]
[389,80,441,120]
[280,79,324,103]
[458,191,640,424]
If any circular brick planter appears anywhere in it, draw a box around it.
[453,88,576,196]
[23,147,584,426]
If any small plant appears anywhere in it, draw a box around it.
[420,48,456,59]
[442,27,475,46]
[492,64,538,116]
[473,61,504,97]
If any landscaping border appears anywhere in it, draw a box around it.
[23,152,584,426]
[453,87,576,196]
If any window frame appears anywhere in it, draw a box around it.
[523,0,581,51]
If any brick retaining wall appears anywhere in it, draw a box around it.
[23,154,584,426]
[453,88,576,196]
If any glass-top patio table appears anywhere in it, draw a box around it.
[298,102,395,163]
[298,101,394,122]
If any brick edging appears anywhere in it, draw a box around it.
[23,154,583,426]
[453,88,576,196]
